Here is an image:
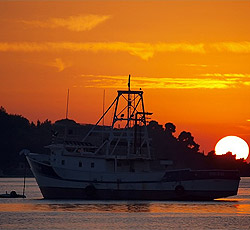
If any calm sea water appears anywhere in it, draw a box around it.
[0,178,250,230]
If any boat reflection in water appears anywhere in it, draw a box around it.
[26,76,240,200]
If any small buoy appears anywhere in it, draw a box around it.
[10,191,17,197]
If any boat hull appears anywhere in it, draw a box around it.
[39,185,238,201]
[27,155,240,201]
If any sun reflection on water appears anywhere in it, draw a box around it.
[0,200,248,215]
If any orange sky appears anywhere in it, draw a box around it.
[0,0,249,157]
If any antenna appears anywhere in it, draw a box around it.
[66,89,69,119]
[128,74,131,91]
[103,89,105,126]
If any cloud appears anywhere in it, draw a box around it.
[80,74,249,89]
[46,58,70,72]
[1,41,250,60]
[199,73,250,78]
[0,42,205,60]
[211,42,250,53]
[199,73,250,87]
[182,64,209,68]
[20,14,111,32]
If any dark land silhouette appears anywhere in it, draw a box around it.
[0,106,249,177]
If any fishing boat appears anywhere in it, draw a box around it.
[26,76,240,200]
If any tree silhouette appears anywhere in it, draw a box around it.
[178,131,200,152]
[147,120,163,132]
[0,107,52,174]
[207,150,216,157]
[164,122,176,136]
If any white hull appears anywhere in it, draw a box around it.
[27,154,240,200]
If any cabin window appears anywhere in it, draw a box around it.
[91,162,94,168]
[79,162,82,167]
[61,160,65,165]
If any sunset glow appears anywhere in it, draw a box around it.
[0,0,250,156]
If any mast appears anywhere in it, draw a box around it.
[22,161,26,198]
[65,88,70,119]
[127,74,131,128]
[103,89,105,126]
[82,75,152,159]
[102,89,105,143]
[127,74,131,156]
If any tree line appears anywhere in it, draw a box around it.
[147,120,250,175]
[0,106,52,175]
[0,106,249,176]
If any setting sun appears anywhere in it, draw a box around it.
[215,136,249,160]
